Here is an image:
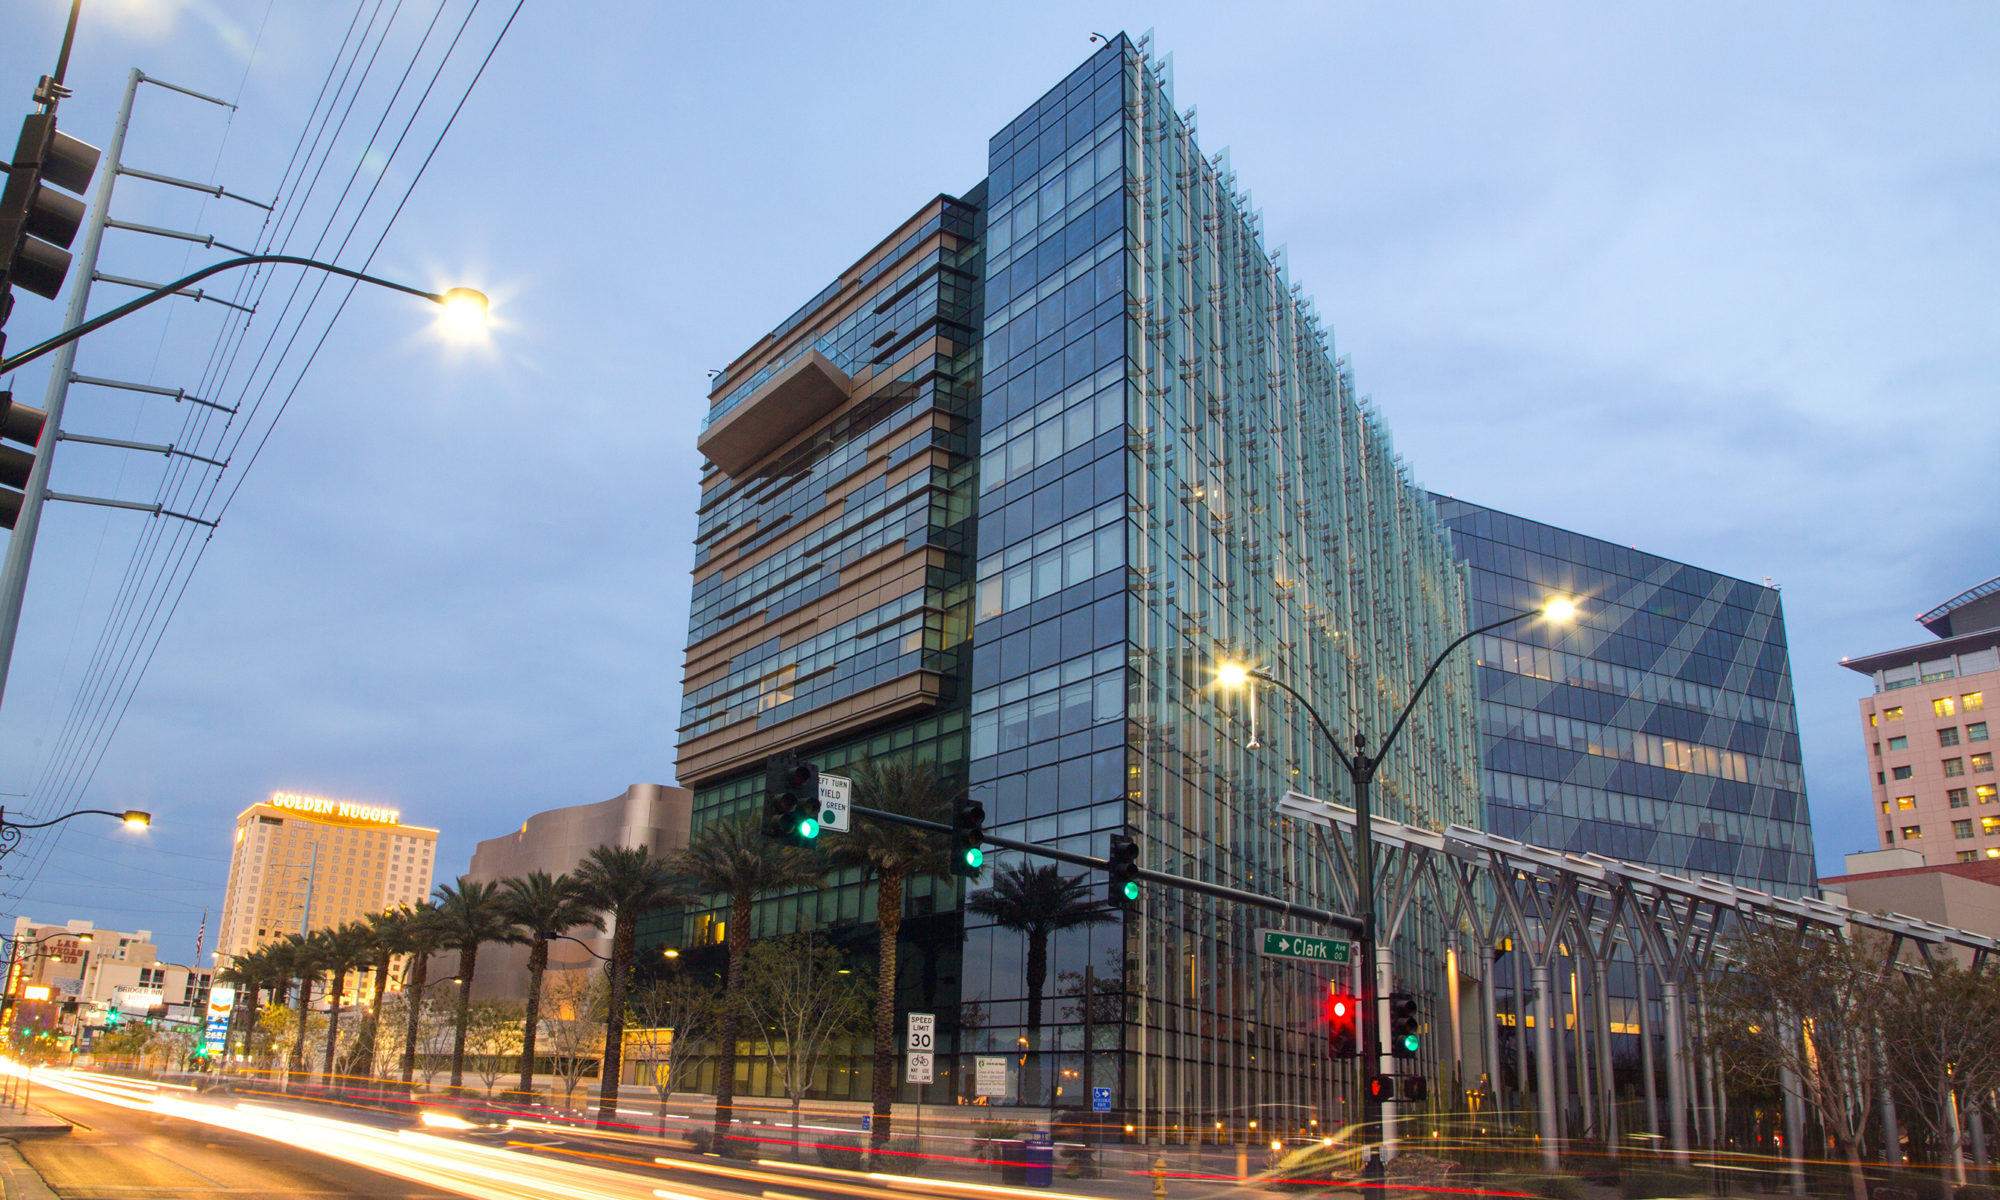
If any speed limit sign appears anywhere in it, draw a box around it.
[906,1012,935,1051]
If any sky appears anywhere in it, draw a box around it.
[0,1,1992,965]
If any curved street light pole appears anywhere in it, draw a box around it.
[1222,598,1576,1174]
[0,805,149,864]
[0,255,486,712]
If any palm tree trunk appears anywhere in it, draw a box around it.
[519,935,548,1097]
[1024,929,1048,1107]
[597,918,636,1125]
[450,944,478,1090]
[713,894,753,1143]
[323,966,346,1086]
[290,974,315,1083]
[870,869,904,1149]
[359,951,391,1078]
[402,953,430,1084]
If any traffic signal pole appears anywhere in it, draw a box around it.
[0,67,132,710]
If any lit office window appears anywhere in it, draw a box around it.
[1936,697,1957,718]
[1884,706,1905,721]
[1966,692,1986,712]
[1902,825,1923,840]
[1897,795,1917,810]
[1974,753,1994,774]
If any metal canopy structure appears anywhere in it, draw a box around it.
[1276,789,2000,1176]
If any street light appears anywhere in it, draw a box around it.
[0,254,489,713]
[0,805,150,865]
[1215,594,1580,1173]
[0,254,488,375]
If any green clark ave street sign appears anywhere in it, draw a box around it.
[1258,929,1352,965]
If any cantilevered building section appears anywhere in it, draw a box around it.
[1431,498,1816,894]
[671,34,1478,1133]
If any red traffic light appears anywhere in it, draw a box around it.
[1327,990,1359,1058]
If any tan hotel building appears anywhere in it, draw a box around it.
[214,791,438,967]
[1846,577,1999,866]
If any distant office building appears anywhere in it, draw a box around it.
[1843,577,1999,865]
[1431,497,1817,893]
[214,790,438,966]
[458,783,691,1002]
[3,918,210,1037]
[670,34,1479,1133]
[1821,847,2000,966]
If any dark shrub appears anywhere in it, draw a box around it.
[816,1135,866,1171]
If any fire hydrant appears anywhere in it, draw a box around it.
[1152,1155,1167,1200]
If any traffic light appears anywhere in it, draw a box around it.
[1400,1074,1428,1105]
[1367,1073,1397,1104]
[0,112,100,350]
[950,795,986,879]
[1389,991,1420,1058]
[1106,833,1140,909]
[0,391,47,529]
[761,752,821,846]
[1327,989,1359,1058]
[104,1006,119,1028]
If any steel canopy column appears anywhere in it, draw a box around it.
[1531,960,1560,1170]
[1660,977,1690,1164]
[1638,966,1660,1143]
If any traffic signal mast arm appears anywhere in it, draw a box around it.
[845,801,1361,932]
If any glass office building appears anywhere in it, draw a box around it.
[669,35,1481,1136]
[1430,495,1815,892]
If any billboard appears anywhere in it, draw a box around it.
[204,985,234,1054]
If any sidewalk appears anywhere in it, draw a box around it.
[0,1105,70,1139]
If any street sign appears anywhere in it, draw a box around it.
[1258,929,1352,965]
[907,1052,934,1084]
[818,773,852,833]
[906,1011,935,1050]
[1091,1086,1112,1113]
[975,1056,1008,1098]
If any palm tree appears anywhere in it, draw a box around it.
[319,921,376,1085]
[216,947,277,1066]
[279,932,325,1082]
[573,846,689,1125]
[500,870,604,1098]
[353,908,410,1077]
[967,864,1115,1107]
[397,901,449,1084]
[434,878,522,1090]
[672,818,824,1144]
[826,756,958,1147]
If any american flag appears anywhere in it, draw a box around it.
[195,908,208,965]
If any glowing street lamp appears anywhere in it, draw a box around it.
[0,806,151,865]
[1214,596,1581,1176]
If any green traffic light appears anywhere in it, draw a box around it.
[1401,1034,1420,1053]
[798,817,819,840]
[1120,880,1141,901]
[963,846,984,869]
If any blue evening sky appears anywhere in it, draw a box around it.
[0,2,1991,962]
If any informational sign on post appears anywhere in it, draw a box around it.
[1092,1086,1112,1113]
[975,1056,1008,1098]
[203,984,235,1054]
[1257,929,1352,965]
[906,1012,935,1083]
[818,774,852,833]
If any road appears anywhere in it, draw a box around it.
[22,1086,463,1198]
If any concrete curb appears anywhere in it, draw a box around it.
[0,1144,60,1200]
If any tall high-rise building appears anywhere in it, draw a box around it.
[1431,497,1816,893]
[670,34,1479,1135]
[214,790,438,968]
[1842,577,1999,865]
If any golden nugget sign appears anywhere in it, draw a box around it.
[269,791,401,826]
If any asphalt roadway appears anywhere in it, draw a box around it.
[17,1086,463,1199]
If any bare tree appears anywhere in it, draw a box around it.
[465,999,526,1098]
[541,968,608,1113]
[626,974,722,1135]
[1710,925,1891,1200]
[741,934,872,1155]
[1880,956,2000,1171]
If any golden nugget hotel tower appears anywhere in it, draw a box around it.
[214,791,438,968]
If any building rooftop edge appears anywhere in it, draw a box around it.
[1427,491,1779,594]
[1837,624,2000,676]
[230,799,438,834]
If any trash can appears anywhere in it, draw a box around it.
[1024,1139,1053,1188]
